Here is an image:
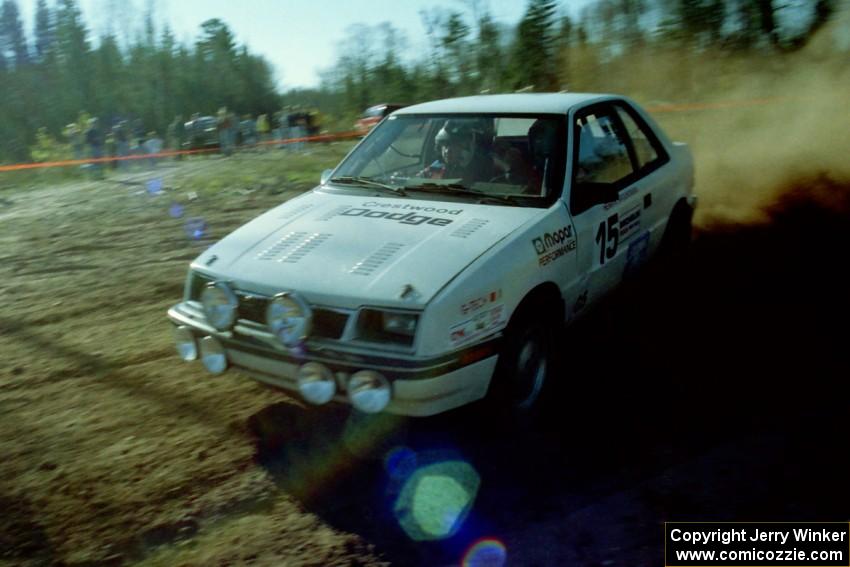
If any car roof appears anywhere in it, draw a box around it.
[395,93,619,115]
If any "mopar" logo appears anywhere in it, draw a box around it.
[532,225,573,255]
[340,207,454,226]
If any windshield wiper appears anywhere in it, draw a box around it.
[405,182,516,205]
[329,176,407,196]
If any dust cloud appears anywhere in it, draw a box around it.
[643,14,850,226]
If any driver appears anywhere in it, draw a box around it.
[419,120,492,184]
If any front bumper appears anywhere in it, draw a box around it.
[168,302,499,417]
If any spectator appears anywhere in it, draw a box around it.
[273,110,285,149]
[143,131,163,169]
[217,107,234,156]
[240,114,257,148]
[85,117,105,179]
[167,115,185,160]
[64,122,84,160]
[113,120,130,170]
[132,118,145,148]
[256,114,269,147]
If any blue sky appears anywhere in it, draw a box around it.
[18,0,595,89]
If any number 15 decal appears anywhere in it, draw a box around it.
[595,213,619,265]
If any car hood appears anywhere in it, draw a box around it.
[192,190,543,309]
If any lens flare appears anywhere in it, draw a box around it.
[184,217,207,240]
[146,178,163,195]
[384,446,417,481]
[462,538,508,567]
[393,460,480,541]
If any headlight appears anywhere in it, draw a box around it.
[265,292,312,347]
[348,370,391,413]
[355,309,419,347]
[200,281,238,331]
[382,312,417,336]
[297,362,336,405]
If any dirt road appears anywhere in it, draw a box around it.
[2,152,849,566]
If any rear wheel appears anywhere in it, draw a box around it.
[658,201,694,261]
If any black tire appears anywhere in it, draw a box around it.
[658,201,694,262]
[487,305,555,416]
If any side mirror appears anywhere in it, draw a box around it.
[320,169,333,185]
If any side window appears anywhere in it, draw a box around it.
[575,111,633,185]
[615,106,663,170]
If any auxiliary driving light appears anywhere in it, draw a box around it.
[266,292,312,347]
[199,336,227,374]
[348,370,391,414]
[200,281,239,331]
[296,362,336,405]
[173,325,197,361]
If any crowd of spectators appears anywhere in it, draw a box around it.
[57,106,323,179]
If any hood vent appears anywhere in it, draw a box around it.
[350,242,405,276]
[256,231,309,261]
[279,233,332,264]
[450,218,489,239]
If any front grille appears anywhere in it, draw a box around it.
[312,309,349,339]
[236,293,348,340]
[237,294,267,323]
[189,272,349,340]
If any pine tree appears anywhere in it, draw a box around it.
[1,0,29,67]
[509,0,560,91]
[476,14,502,93]
[34,0,54,62]
[441,12,470,90]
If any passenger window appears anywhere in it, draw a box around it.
[616,107,660,169]
[575,112,633,185]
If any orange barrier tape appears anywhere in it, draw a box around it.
[647,96,791,113]
[0,130,365,172]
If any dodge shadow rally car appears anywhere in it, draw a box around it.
[168,93,696,417]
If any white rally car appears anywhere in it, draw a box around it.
[168,93,695,416]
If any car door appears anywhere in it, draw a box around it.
[566,101,668,309]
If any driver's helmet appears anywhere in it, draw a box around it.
[435,120,476,168]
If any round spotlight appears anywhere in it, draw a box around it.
[173,325,197,361]
[297,362,336,405]
[199,336,227,374]
[266,292,312,347]
[348,370,391,414]
[200,281,238,331]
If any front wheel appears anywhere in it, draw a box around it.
[488,311,554,415]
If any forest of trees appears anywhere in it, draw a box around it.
[0,0,279,163]
[0,0,843,164]
[308,0,842,126]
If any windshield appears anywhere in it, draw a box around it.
[331,113,567,207]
